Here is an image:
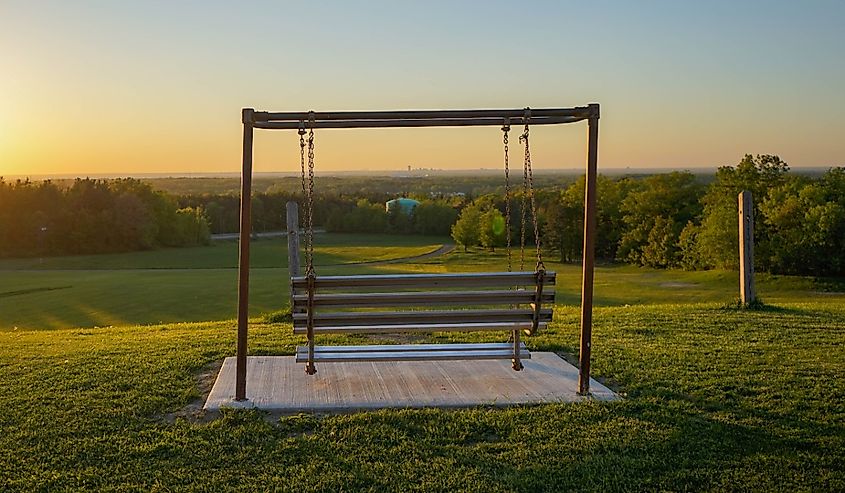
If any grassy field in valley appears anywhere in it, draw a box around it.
[0,234,445,329]
[1,234,841,330]
[1,234,843,490]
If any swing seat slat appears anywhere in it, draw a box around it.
[295,342,531,363]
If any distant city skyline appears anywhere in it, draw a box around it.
[2,1,844,176]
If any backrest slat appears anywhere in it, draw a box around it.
[292,289,554,309]
[292,308,554,328]
[291,271,556,290]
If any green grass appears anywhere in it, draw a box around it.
[0,234,445,329]
[1,235,841,331]
[1,302,842,490]
[1,235,844,489]
[0,233,446,270]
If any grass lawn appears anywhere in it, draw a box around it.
[0,233,447,270]
[0,234,446,329]
[1,301,842,490]
[2,236,841,330]
[1,235,843,490]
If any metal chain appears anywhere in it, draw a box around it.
[298,123,308,277]
[300,114,317,375]
[519,108,544,271]
[518,111,529,271]
[502,119,512,273]
[298,123,307,198]
[305,112,316,276]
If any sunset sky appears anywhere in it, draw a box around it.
[2,1,844,176]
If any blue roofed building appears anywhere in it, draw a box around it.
[385,198,420,215]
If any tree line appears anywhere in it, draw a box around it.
[142,154,845,277]
[178,191,461,237]
[0,178,210,257]
[450,155,845,277]
[3,156,842,277]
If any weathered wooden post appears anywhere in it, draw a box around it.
[286,201,301,311]
[235,108,255,402]
[579,103,600,395]
[738,190,755,305]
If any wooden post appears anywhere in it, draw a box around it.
[286,202,301,278]
[579,104,599,395]
[738,190,755,305]
[286,201,301,311]
[235,108,254,402]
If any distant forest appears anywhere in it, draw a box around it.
[2,156,843,277]
[0,178,209,256]
[449,156,845,277]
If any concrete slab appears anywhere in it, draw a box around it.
[204,352,619,413]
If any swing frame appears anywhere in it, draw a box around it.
[235,104,600,402]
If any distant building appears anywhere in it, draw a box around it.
[385,197,420,215]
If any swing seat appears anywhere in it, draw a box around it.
[291,271,555,363]
[295,342,531,363]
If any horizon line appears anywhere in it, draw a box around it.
[4,164,841,181]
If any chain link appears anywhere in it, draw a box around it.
[298,123,307,199]
[502,120,512,273]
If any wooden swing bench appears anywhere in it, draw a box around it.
[233,104,601,400]
[291,271,555,366]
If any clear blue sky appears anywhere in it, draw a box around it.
[2,0,844,175]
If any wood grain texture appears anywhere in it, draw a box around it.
[205,353,619,413]
[739,190,756,304]
[290,271,557,290]
[292,321,546,335]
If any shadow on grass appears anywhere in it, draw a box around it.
[718,298,813,315]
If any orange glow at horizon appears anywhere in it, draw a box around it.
[2,2,843,177]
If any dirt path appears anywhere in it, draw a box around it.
[377,243,456,264]
[335,243,456,267]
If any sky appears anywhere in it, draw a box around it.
[1,0,844,176]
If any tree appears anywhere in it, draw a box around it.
[543,188,582,262]
[677,221,704,270]
[640,216,680,267]
[387,201,413,234]
[618,172,704,267]
[451,203,483,252]
[696,154,789,270]
[759,172,845,276]
[479,207,506,251]
[413,201,458,236]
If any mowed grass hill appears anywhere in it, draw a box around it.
[1,234,843,490]
[1,233,840,330]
